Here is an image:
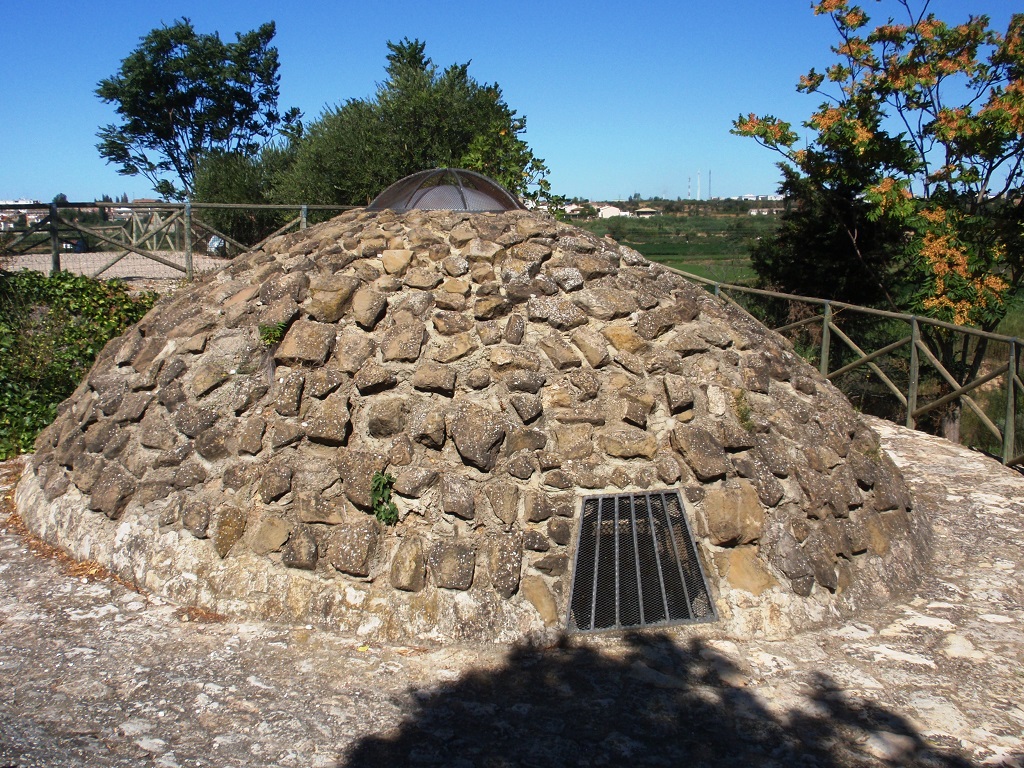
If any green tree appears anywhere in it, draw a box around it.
[96,18,301,201]
[734,0,1024,439]
[193,149,295,246]
[276,39,553,206]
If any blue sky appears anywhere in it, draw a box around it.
[0,1,1015,203]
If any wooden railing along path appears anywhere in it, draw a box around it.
[673,270,1022,467]
[0,201,356,280]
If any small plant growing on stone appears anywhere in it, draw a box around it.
[734,390,755,432]
[258,321,288,346]
[371,471,399,526]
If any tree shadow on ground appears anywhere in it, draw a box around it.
[339,632,979,768]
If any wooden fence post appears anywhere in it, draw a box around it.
[820,302,832,376]
[184,200,193,281]
[300,204,308,230]
[48,203,61,275]
[907,318,920,429]
[1005,341,1017,464]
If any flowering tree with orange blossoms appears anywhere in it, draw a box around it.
[734,0,1024,439]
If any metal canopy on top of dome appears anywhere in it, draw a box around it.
[367,168,527,212]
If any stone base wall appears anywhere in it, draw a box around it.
[16,461,932,643]
[16,470,552,643]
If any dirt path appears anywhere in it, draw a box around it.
[1,419,1022,767]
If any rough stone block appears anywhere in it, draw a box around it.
[671,425,729,481]
[521,576,559,625]
[700,479,764,546]
[393,467,438,498]
[390,537,426,592]
[304,392,351,446]
[440,475,475,520]
[538,334,581,370]
[411,362,456,396]
[714,546,777,596]
[87,462,137,520]
[488,532,523,599]
[428,540,476,590]
[210,505,246,558]
[329,518,380,577]
[275,320,336,367]
[447,402,506,472]
[485,480,520,526]
[282,524,318,570]
[351,287,387,330]
[598,426,657,460]
[337,450,389,510]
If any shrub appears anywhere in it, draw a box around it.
[0,270,156,458]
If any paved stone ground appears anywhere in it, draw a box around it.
[0,418,1022,768]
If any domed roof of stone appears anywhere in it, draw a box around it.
[18,208,930,644]
[367,168,526,212]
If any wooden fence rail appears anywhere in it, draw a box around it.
[0,201,357,280]
[674,269,1023,466]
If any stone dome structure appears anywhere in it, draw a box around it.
[17,207,931,643]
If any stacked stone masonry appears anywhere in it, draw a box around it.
[17,209,932,643]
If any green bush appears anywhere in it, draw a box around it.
[0,270,156,458]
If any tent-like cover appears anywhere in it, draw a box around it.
[367,168,526,212]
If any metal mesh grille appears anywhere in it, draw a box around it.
[567,490,716,633]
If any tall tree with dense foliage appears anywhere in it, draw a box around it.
[735,0,1023,320]
[734,0,1024,438]
[276,39,553,206]
[96,19,301,201]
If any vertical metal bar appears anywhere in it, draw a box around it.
[661,492,693,619]
[588,498,603,632]
[630,494,644,627]
[645,493,672,622]
[908,318,920,429]
[1004,341,1017,464]
[300,204,308,230]
[565,498,584,631]
[614,495,621,629]
[714,282,721,297]
[184,200,193,281]
[48,204,60,275]
[820,302,832,376]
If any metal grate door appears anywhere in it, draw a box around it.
[567,490,716,632]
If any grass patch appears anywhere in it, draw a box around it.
[575,213,770,285]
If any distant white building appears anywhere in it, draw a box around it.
[597,204,629,219]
